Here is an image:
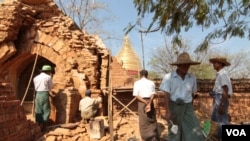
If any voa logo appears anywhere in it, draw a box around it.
[226,129,246,136]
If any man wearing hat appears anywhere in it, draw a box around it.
[79,89,102,123]
[159,52,205,141]
[209,56,233,140]
[33,65,53,132]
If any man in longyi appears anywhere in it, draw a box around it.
[209,56,233,140]
[133,69,159,141]
[159,52,205,141]
[33,65,54,132]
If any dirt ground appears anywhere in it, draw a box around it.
[26,114,218,141]
[26,114,169,141]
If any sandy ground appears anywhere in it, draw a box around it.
[26,113,169,141]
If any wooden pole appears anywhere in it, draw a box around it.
[108,50,114,141]
[112,97,137,118]
[139,17,145,70]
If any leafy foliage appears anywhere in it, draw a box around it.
[131,0,250,50]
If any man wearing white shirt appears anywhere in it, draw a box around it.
[79,90,102,123]
[159,52,205,141]
[133,69,159,141]
[33,65,53,132]
[209,56,233,140]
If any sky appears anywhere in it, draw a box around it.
[0,0,248,69]
[99,0,166,68]
[98,0,250,70]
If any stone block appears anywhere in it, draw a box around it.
[47,37,59,47]
[0,42,16,64]
[52,40,64,52]
[89,119,105,139]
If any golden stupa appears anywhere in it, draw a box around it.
[116,36,142,75]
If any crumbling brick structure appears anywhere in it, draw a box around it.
[0,83,41,141]
[1,0,250,140]
[0,0,109,125]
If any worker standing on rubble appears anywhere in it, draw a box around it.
[33,65,53,132]
[133,69,159,141]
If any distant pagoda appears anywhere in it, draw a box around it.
[116,36,142,76]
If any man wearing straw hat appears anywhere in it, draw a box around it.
[159,52,205,141]
[209,56,233,140]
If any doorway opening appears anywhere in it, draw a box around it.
[18,56,55,114]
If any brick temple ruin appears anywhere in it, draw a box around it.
[0,0,250,141]
[0,0,110,140]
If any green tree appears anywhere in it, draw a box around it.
[189,63,215,79]
[148,40,250,79]
[130,0,250,50]
[210,50,250,79]
[147,37,214,79]
[148,71,162,79]
[148,37,190,76]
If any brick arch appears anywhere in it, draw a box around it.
[30,39,62,69]
[0,0,110,93]
[29,30,102,93]
[2,49,56,101]
[18,56,54,104]
[1,31,62,98]
[4,53,38,96]
[0,0,110,124]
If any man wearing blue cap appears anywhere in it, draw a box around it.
[33,65,53,132]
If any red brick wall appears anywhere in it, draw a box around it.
[111,57,136,88]
[112,79,250,124]
[1,76,250,141]
[0,82,41,141]
[112,90,250,124]
[192,93,250,124]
